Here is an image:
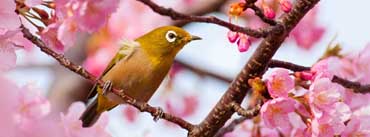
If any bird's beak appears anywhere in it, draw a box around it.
[190,35,202,41]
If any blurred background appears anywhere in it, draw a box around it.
[6,0,370,136]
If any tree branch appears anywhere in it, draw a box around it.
[249,4,277,25]
[174,60,233,83]
[213,117,248,137]
[188,0,321,136]
[268,59,370,93]
[268,59,311,71]
[21,26,195,131]
[230,102,260,118]
[136,0,270,38]
[332,76,370,94]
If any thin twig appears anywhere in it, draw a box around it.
[174,60,233,83]
[332,76,370,94]
[268,59,311,71]
[213,117,248,137]
[136,0,270,38]
[230,102,260,118]
[21,26,195,131]
[268,59,370,93]
[250,4,277,25]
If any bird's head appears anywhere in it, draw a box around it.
[136,26,201,57]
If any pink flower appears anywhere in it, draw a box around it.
[15,83,51,125]
[41,23,65,53]
[311,118,345,137]
[290,7,325,49]
[122,106,139,123]
[55,0,119,33]
[0,39,16,72]
[309,78,351,124]
[0,0,21,31]
[311,57,341,80]
[84,47,117,76]
[227,31,239,43]
[75,0,120,33]
[280,0,292,13]
[165,94,199,118]
[25,0,43,7]
[58,19,79,48]
[236,34,251,52]
[309,78,345,110]
[348,44,370,84]
[266,68,295,98]
[342,116,370,137]
[0,76,19,136]
[263,6,275,19]
[261,97,297,134]
[60,102,111,137]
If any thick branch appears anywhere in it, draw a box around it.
[136,0,269,38]
[21,26,195,131]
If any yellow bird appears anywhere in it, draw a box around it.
[80,26,201,127]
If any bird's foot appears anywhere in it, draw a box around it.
[102,80,113,95]
[153,107,164,122]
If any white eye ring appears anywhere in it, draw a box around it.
[165,30,177,43]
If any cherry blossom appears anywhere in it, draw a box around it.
[122,106,139,123]
[266,68,295,98]
[291,7,325,49]
[0,40,16,72]
[41,23,65,53]
[24,0,43,7]
[165,94,199,118]
[342,116,370,137]
[60,102,111,137]
[311,117,345,137]
[260,97,297,135]
[0,0,21,31]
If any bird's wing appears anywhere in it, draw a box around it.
[86,40,140,99]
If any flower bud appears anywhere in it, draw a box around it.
[237,34,251,52]
[280,0,292,13]
[263,6,275,19]
[227,31,239,43]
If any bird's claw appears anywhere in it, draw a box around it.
[153,107,164,122]
[102,81,113,95]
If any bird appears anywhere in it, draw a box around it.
[80,26,201,127]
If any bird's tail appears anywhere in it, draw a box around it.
[80,100,101,127]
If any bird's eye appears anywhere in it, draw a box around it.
[165,30,177,43]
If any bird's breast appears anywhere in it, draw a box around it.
[102,49,173,102]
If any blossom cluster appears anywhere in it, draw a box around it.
[227,45,370,137]
[226,0,324,52]
[0,74,110,137]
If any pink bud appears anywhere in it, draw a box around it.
[263,6,276,19]
[237,35,251,52]
[227,31,240,43]
[295,71,313,81]
[280,0,292,13]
